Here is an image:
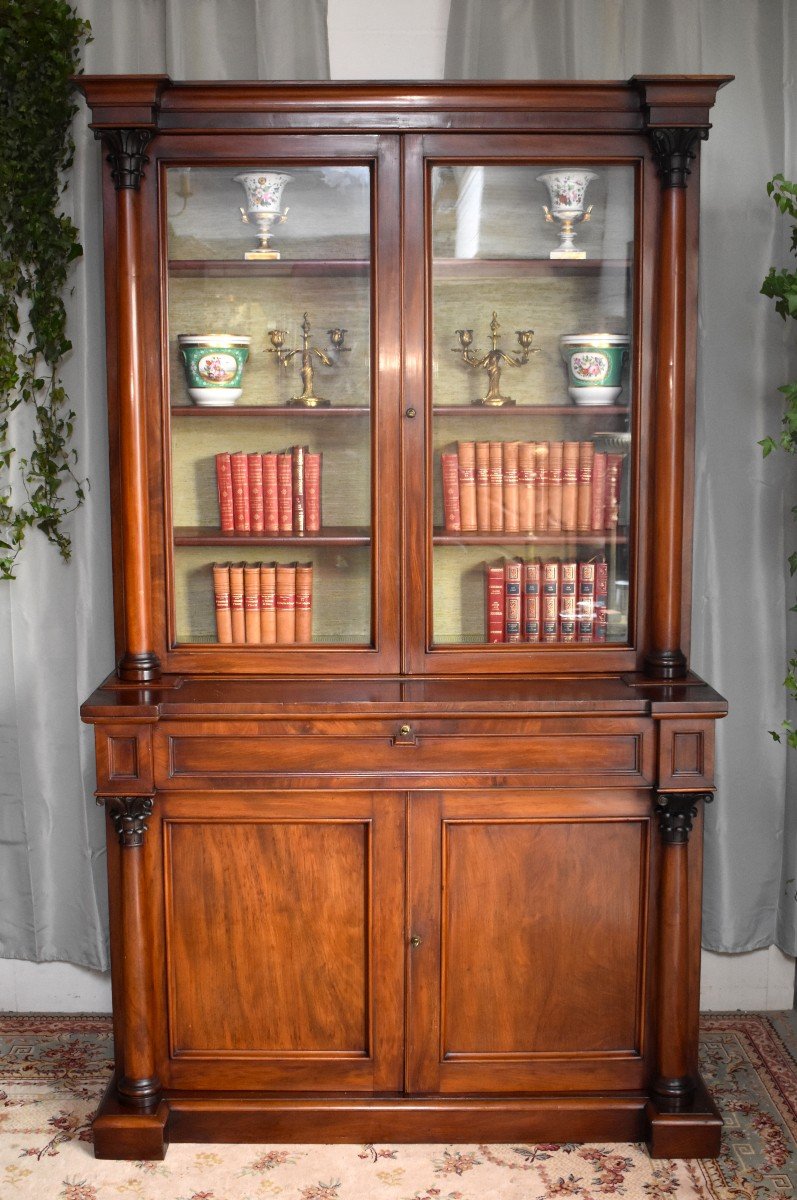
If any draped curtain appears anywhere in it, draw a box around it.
[0,0,330,970]
[446,0,797,954]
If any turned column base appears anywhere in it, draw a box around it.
[117,1073,162,1108]
[117,651,161,683]
[644,648,688,680]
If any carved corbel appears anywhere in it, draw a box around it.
[99,128,153,191]
[98,795,154,848]
[654,791,713,843]
[649,128,708,190]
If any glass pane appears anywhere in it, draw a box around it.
[430,163,634,648]
[165,165,372,647]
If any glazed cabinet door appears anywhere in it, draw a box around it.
[406,790,654,1094]
[150,790,404,1093]
[403,134,656,674]
[143,133,401,674]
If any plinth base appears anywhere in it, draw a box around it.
[550,249,587,259]
[92,1071,723,1161]
[244,250,281,260]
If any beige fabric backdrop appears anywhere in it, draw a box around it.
[446,0,797,955]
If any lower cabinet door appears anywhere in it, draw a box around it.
[406,790,654,1094]
[155,790,405,1093]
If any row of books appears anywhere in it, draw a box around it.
[486,557,609,643]
[212,561,313,644]
[216,448,322,535]
[442,441,624,534]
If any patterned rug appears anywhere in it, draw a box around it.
[0,1012,795,1198]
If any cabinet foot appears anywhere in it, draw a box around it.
[645,1076,722,1159]
[93,1075,170,1160]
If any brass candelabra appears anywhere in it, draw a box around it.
[453,311,538,406]
[268,313,349,407]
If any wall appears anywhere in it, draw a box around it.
[0,0,793,1015]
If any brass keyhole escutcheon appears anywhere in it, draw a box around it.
[410,934,422,948]
[405,407,416,419]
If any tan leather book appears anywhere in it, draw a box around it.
[229,562,246,644]
[475,441,490,531]
[212,563,232,644]
[275,562,296,644]
[277,451,292,533]
[295,562,313,643]
[547,441,563,532]
[441,451,461,532]
[561,441,579,532]
[259,562,276,644]
[489,441,503,531]
[458,441,477,531]
[503,441,519,532]
[534,442,549,531]
[591,452,607,531]
[243,563,261,643]
[518,441,535,532]
[305,452,322,533]
[577,441,595,532]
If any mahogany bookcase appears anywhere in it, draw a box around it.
[77,75,731,1160]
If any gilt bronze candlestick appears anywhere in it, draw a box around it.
[453,312,538,406]
[268,313,349,407]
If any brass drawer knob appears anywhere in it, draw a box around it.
[400,724,412,737]
[410,934,422,948]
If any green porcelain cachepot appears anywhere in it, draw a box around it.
[177,334,251,406]
[560,333,629,405]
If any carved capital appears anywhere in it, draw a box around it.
[99,128,153,191]
[649,128,707,189]
[654,791,713,844]
[99,795,154,848]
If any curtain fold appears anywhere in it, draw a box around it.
[446,0,797,955]
[0,0,330,969]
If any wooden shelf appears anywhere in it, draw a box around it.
[433,405,629,416]
[433,257,631,279]
[174,526,371,547]
[171,405,369,417]
[169,259,369,278]
[434,530,627,546]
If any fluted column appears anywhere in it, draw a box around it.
[101,130,161,682]
[101,795,160,1107]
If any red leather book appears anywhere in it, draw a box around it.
[215,453,234,532]
[577,559,596,642]
[594,556,609,642]
[547,440,563,532]
[458,441,477,532]
[212,563,232,643]
[523,559,541,642]
[475,441,490,531]
[534,442,548,532]
[441,451,461,532]
[243,563,261,643]
[275,562,296,643]
[259,561,276,644]
[277,451,293,534]
[229,562,246,644]
[230,451,250,533]
[262,452,279,533]
[591,452,607,531]
[541,558,559,643]
[488,442,503,532]
[292,445,306,533]
[295,561,313,642]
[503,441,520,533]
[305,452,322,533]
[577,441,594,533]
[561,441,578,533]
[485,562,505,643]
[518,441,535,533]
[247,453,264,534]
[559,559,577,643]
[504,557,522,642]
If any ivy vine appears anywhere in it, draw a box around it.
[0,1,91,579]
[760,174,797,748]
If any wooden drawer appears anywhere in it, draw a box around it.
[154,717,655,790]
